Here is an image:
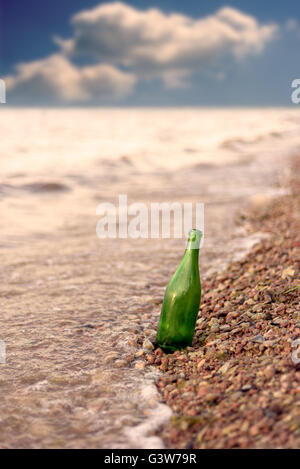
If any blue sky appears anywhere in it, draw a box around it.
[1,0,300,106]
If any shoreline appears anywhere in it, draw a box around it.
[0,109,299,448]
[142,155,300,449]
[0,154,298,447]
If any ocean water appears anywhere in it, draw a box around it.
[1,108,300,246]
[0,108,300,448]
[0,108,299,247]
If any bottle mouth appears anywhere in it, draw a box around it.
[186,229,202,249]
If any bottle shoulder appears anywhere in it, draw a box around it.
[166,273,201,295]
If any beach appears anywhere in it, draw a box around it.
[151,156,300,448]
[0,108,299,448]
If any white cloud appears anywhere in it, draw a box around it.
[5,54,136,103]
[6,2,279,102]
[61,3,278,74]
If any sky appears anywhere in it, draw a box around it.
[1,0,300,106]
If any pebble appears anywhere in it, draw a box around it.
[142,338,154,351]
[114,360,128,368]
[252,334,265,343]
[135,361,146,370]
[104,353,120,364]
[219,361,231,375]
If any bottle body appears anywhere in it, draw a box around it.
[155,229,202,352]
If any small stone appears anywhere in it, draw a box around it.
[204,392,219,403]
[208,318,219,327]
[104,353,119,364]
[146,354,155,364]
[281,267,295,279]
[142,338,154,351]
[197,358,206,369]
[245,299,256,306]
[226,312,239,322]
[48,375,69,385]
[241,384,252,392]
[249,425,260,436]
[264,365,276,379]
[252,334,265,343]
[220,325,231,332]
[196,317,205,326]
[219,361,231,374]
[275,304,285,314]
[135,361,146,370]
[114,359,128,368]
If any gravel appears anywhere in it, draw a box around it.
[142,156,300,449]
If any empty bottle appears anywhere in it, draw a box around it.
[155,229,202,352]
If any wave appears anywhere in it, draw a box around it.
[20,181,70,193]
[220,130,285,152]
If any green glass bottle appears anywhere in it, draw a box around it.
[155,229,202,352]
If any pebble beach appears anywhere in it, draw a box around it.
[148,156,300,449]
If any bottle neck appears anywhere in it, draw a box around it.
[185,229,202,251]
[184,248,199,264]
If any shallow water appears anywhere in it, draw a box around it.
[0,108,299,448]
